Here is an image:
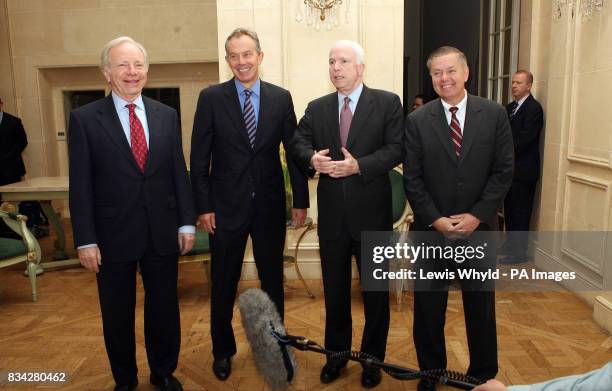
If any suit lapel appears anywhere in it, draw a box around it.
[511,94,532,122]
[143,96,161,173]
[222,79,253,150]
[429,99,457,162]
[459,94,483,164]
[346,85,374,149]
[253,81,268,152]
[97,95,141,172]
[325,93,342,154]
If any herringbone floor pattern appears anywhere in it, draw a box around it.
[0,221,610,390]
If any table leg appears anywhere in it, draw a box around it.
[39,201,68,260]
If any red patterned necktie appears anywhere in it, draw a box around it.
[449,106,462,157]
[126,103,148,172]
[339,96,352,147]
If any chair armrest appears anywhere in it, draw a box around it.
[0,203,41,262]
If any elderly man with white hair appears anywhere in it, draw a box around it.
[69,36,195,391]
[292,40,404,388]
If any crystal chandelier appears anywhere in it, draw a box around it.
[295,0,350,31]
[554,0,604,20]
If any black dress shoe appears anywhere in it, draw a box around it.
[320,361,346,384]
[417,378,437,391]
[212,357,231,381]
[361,368,382,388]
[150,373,183,391]
[114,378,137,391]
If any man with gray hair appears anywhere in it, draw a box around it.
[292,40,404,388]
[404,46,513,391]
[190,28,309,381]
[0,97,27,187]
[69,36,195,391]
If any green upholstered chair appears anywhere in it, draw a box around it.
[179,230,211,293]
[0,202,41,301]
[388,167,413,306]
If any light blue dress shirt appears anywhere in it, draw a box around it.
[337,82,364,120]
[111,92,150,147]
[509,361,611,390]
[235,78,260,127]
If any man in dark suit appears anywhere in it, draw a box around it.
[190,28,309,381]
[0,97,28,186]
[69,36,195,391]
[500,70,544,264]
[0,98,29,239]
[292,40,404,389]
[403,46,513,391]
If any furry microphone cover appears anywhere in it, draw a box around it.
[238,288,297,390]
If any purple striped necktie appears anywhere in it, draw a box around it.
[339,96,352,147]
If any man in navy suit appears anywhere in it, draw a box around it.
[0,97,29,239]
[0,97,28,186]
[190,28,309,381]
[500,70,544,264]
[69,36,195,391]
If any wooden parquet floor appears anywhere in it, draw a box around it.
[0,220,611,390]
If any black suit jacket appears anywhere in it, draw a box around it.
[292,85,404,241]
[404,95,514,230]
[0,112,28,185]
[507,94,543,181]
[190,79,309,231]
[68,95,195,261]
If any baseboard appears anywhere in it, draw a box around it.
[594,295,612,334]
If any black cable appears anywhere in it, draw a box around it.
[275,332,484,390]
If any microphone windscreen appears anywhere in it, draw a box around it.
[238,288,296,390]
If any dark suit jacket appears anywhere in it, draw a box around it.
[68,95,195,261]
[404,95,514,230]
[190,79,309,231]
[292,85,404,241]
[507,94,543,181]
[0,112,28,185]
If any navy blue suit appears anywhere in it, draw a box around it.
[69,95,195,385]
[503,94,544,258]
[0,112,27,186]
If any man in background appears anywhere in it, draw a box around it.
[0,97,27,186]
[0,97,28,238]
[500,70,544,264]
[412,93,425,111]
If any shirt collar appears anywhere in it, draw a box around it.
[112,91,145,112]
[235,78,261,97]
[440,89,468,113]
[338,82,364,105]
[516,93,530,106]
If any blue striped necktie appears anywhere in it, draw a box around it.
[243,89,257,148]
